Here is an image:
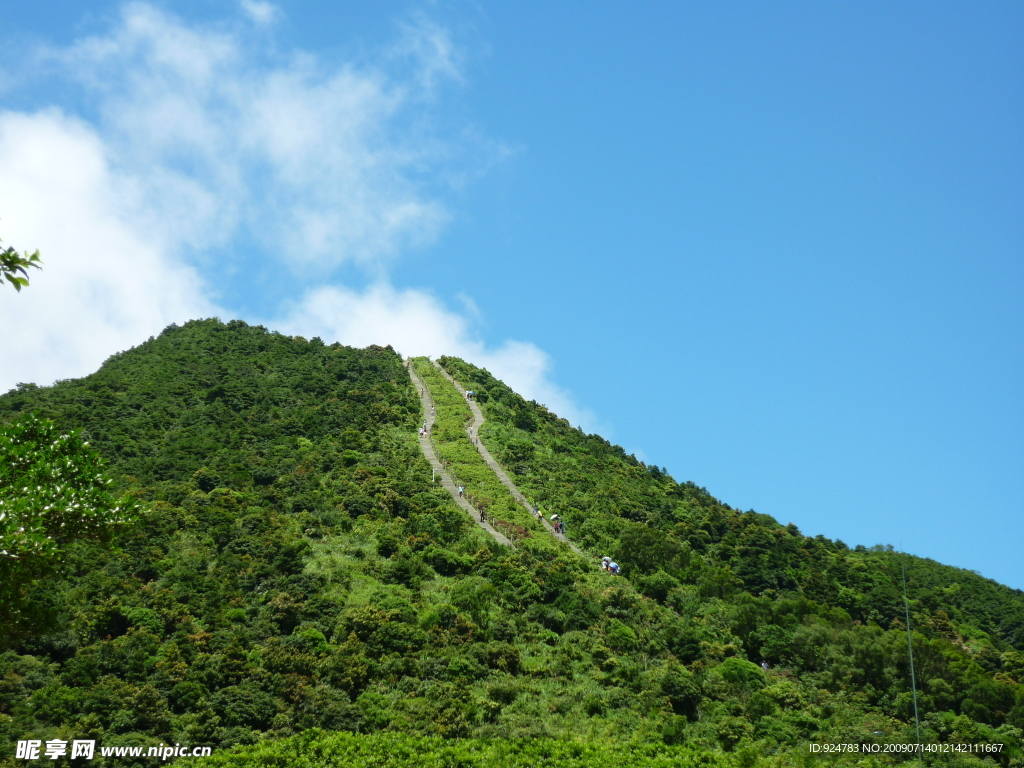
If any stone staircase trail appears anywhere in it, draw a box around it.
[431,361,585,557]
[407,361,512,548]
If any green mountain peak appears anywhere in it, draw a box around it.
[0,319,1020,766]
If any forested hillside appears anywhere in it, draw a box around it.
[0,321,1020,767]
[438,357,1024,644]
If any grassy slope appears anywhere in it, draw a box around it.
[180,730,732,768]
[411,359,552,548]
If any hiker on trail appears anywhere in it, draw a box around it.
[458,485,464,498]
[609,562,620,575]
[601,556,611,571]
[761,661,769,671]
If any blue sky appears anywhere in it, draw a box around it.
[1,1,1021,589]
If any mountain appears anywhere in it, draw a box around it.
[0,319,1021,767]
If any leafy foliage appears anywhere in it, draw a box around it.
[0,239,42,292]
[184,730,733,768]
[0,414,137,636]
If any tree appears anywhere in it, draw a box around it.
[0,413,137,639]
[1,238,42,292]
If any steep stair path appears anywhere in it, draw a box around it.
[407,361,512,548]
[432,360,585,557]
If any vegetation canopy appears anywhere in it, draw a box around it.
[0,320,1020,767]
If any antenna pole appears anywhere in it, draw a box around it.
[901,553,922,749]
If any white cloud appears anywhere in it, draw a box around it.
[0,109,216,392]
[0,4,592,435]
[275,283,597,431]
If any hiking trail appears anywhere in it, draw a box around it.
[431,361,585,557]
[407,361,512,548]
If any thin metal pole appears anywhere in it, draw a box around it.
[901,553,922,748]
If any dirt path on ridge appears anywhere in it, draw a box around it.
[407,362,511,548]
[431,361,585,557]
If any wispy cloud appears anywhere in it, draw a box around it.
[42,2,457,270]
[240,0,281,26]
[390,13,465,94]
